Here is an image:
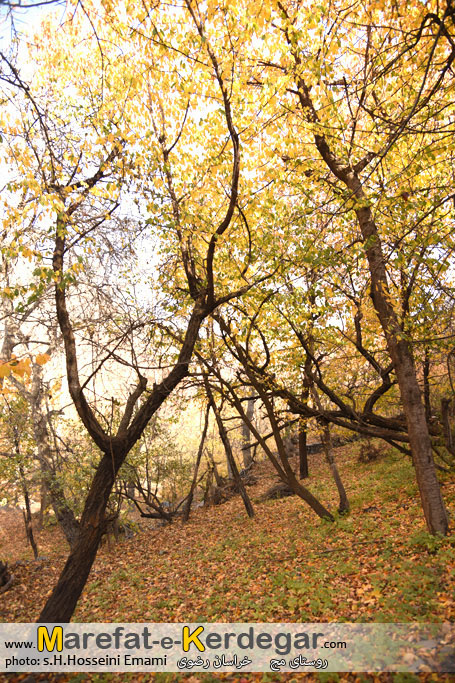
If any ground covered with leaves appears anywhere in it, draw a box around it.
[3,672,454,683]
[1,442,455,682]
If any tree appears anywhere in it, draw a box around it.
[2,0,454,624]
[278,0,451,534]
[1,0,271,620]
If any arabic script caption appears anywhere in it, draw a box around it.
[176,654,329,671]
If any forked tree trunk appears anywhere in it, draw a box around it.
[183,405,210,521]
[38,302,206,622]
[203,375,254,518]
[37,11,243,621]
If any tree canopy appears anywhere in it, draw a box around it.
[1,0,454,622]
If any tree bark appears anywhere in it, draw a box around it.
[206,447,223,487]
[226,449,234,480]
[310,387,349,513]
[30,368,82,546]
[298,354,312,480]
[38,481,48,530]
[11,427,39,559]
[37,458,80,549]
[298,418,309,479]
[354,200,448,534]
[38,451,120,622]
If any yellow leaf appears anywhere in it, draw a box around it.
[12,358,31,377]
[21,247,34,261]
[0,364,11,379]
[35,353,51,366]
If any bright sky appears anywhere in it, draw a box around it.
[0,0,67,46]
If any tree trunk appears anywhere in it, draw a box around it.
[319,422,349,514]
[355,198,448,534]
[441,398,455,456]
[203,375,254,518]
[183,405,210,521]
[19,465,39,560]
[237,369,334,520]
[30,392,80,548]
[298,418,309,479]
[39,302,207,622]
[39,520,103,622]
[216,362,334,520]
[38,481,48,530]
[226,453,234,480]
[241,397,254,468]
[395,351,448,533]
[12,429,39,559]
[206,447,223,487]
[298,363,312,480]
[38,451,120,622]
[310,387,349,513]
[39,459,80,549]
[204,467,216,506]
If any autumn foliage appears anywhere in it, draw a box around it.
[0,0,454,626]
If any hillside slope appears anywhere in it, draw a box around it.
[1,441,454,626]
